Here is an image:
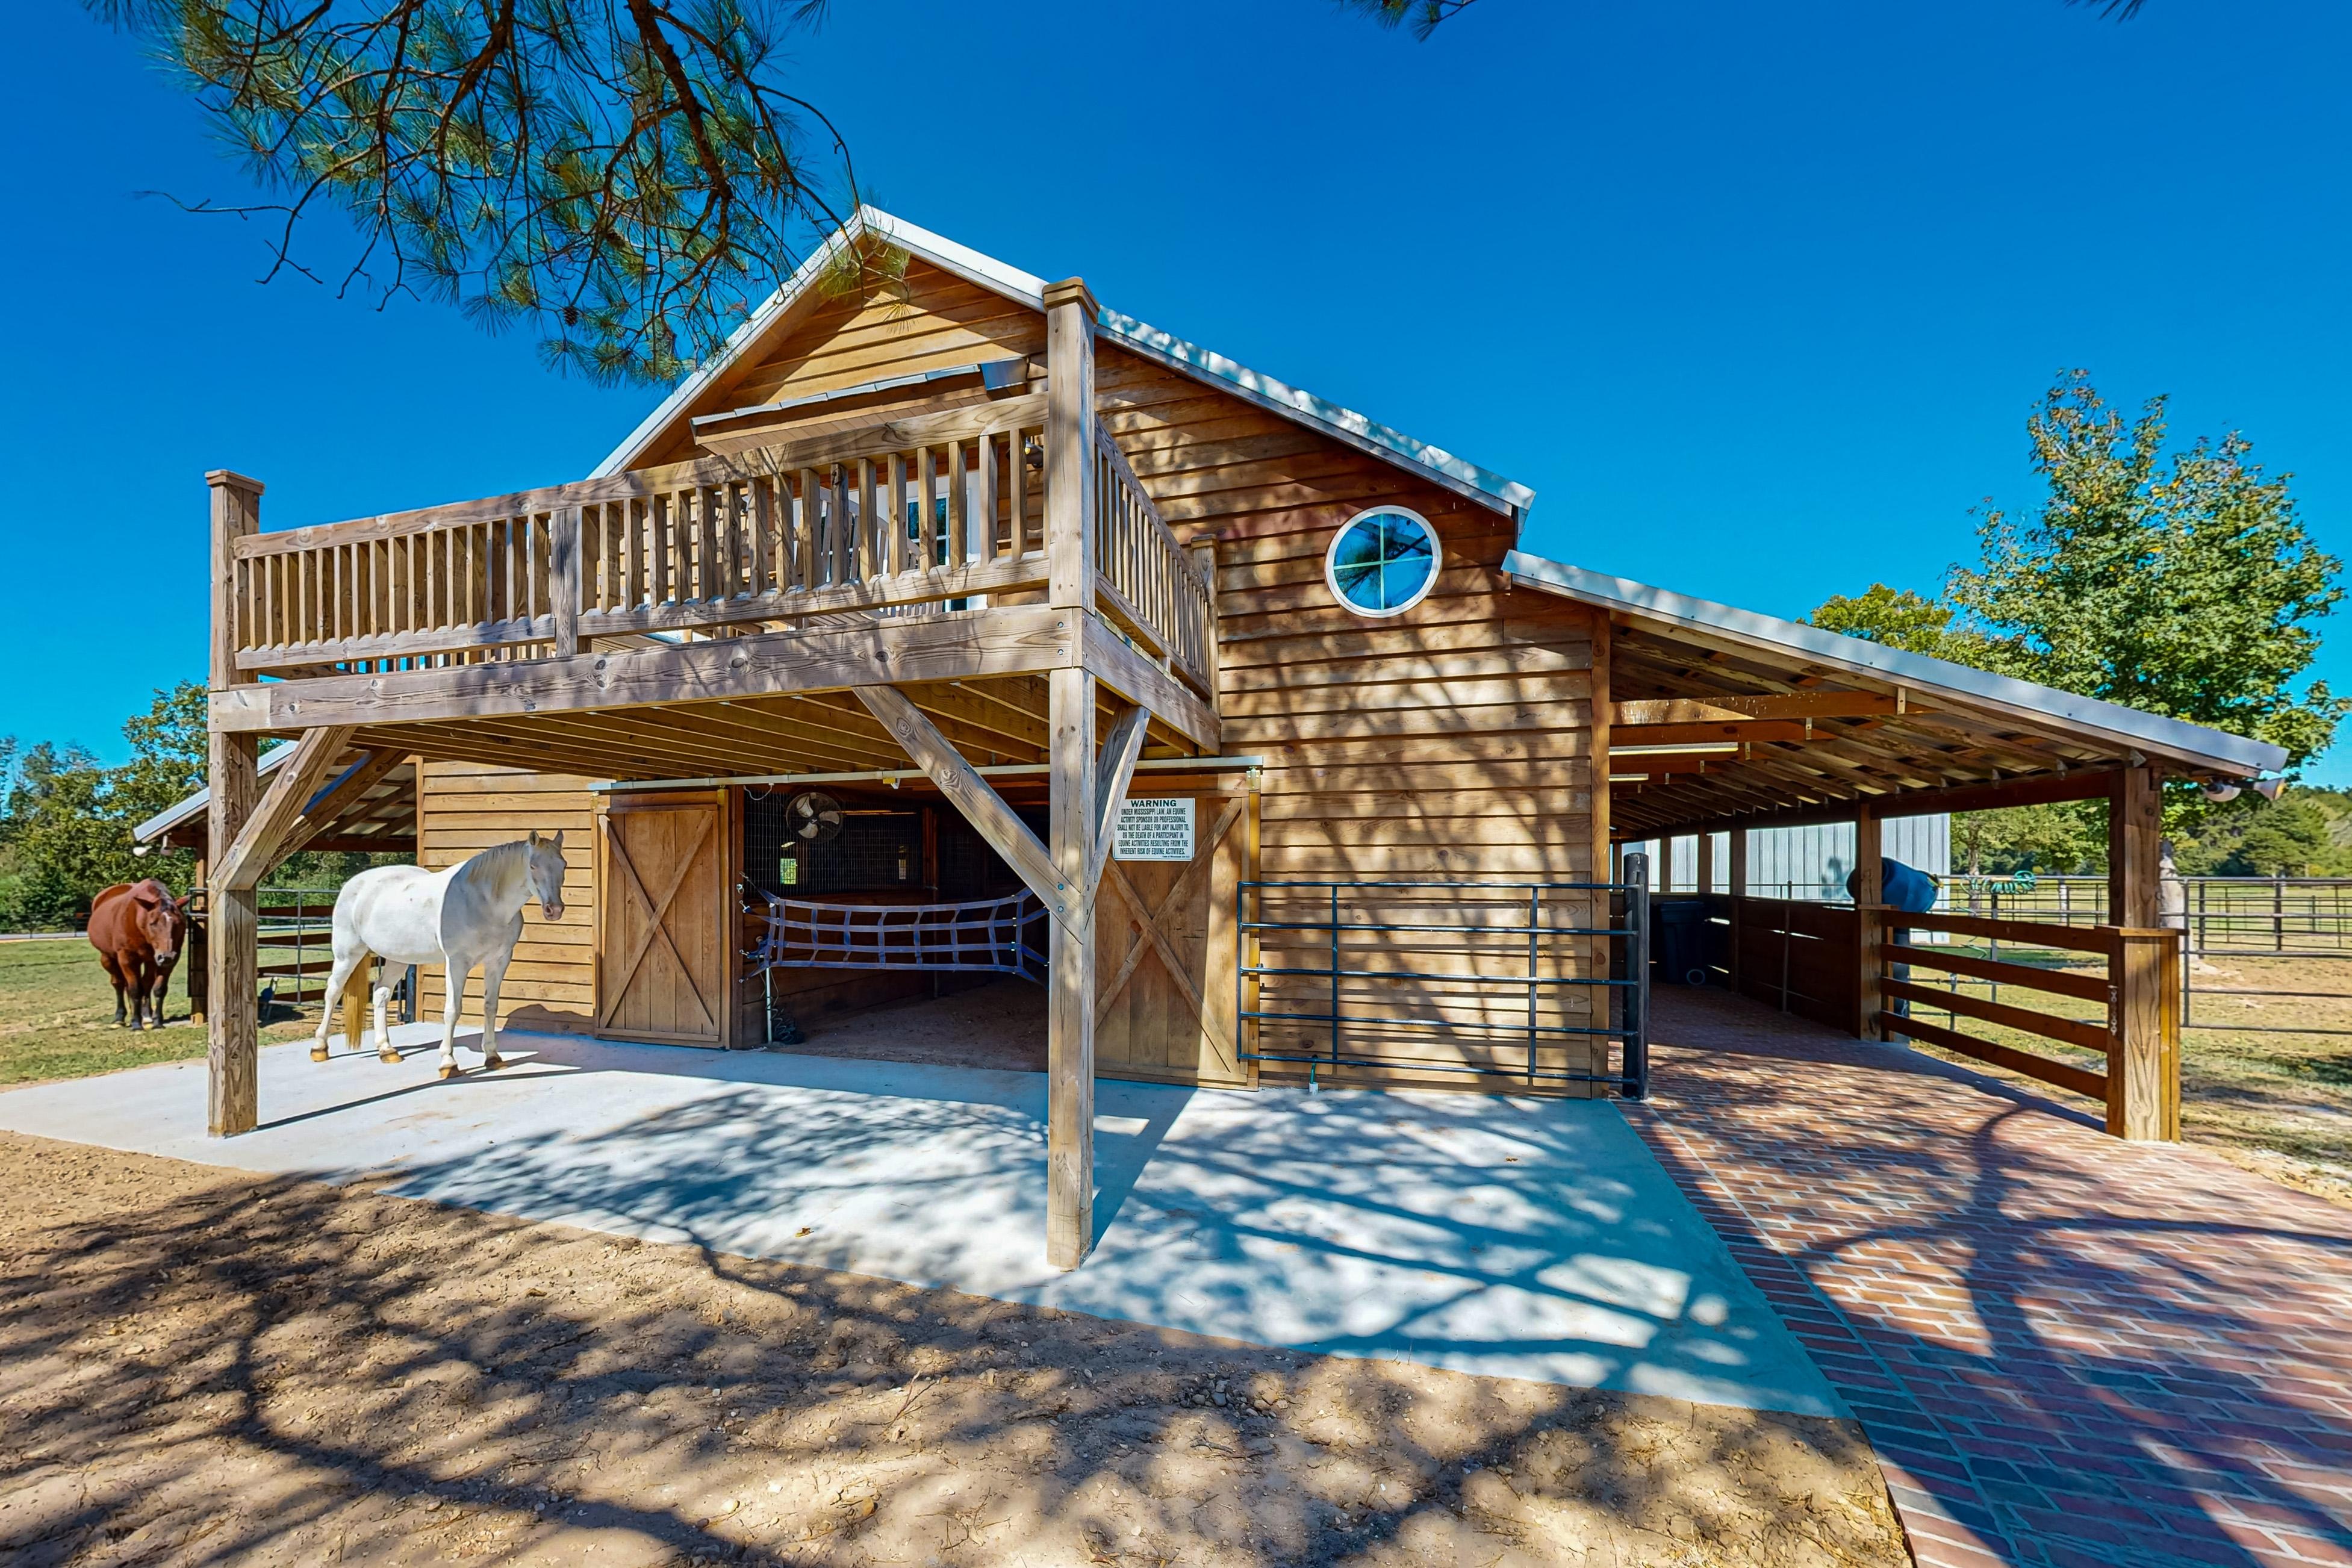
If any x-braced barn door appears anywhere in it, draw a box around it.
[1094,789,1254,1087]
[598,792,729,1047]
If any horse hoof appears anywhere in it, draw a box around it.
[481,1055,505,1071]
[310,1046,331,1062]
[378,1050,403,1065]
[437,1065,460,1081]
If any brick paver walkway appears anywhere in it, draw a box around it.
[1626,988,2352,1568]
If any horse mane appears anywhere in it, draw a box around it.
[461,838,536,892]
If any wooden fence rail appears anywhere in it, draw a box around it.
[1870,907,2180,1140]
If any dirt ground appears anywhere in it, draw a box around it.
[0,1131,1905,1568]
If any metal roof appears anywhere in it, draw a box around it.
[593,207,1536,517]
[1501,549,2286,779]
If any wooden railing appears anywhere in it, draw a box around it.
[231,396,1053,673]
[1870,908,2181,1140]
[1095,428,1214,695]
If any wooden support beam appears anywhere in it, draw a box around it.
[1044,277,1098,612]
[205,470,263,1139]
[1648,763,2126,840]
[1080,614,1220,751]
[853,685,1077,933]
[1086,702,1148,902]
[216,727,359,892]
[209,603,1077,732]
[1590,611,1614,1044]
[1044,278,1100,1273]
[2108,928,2182,1142]
[1046,664,1097,1270]
[2109,764,2162,928]
[1727,825,1747,992]
[1853,804,1884,1042]
[1613,693,1921,724]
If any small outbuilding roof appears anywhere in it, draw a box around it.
[136,745,415,856]
[594,207,1537,518]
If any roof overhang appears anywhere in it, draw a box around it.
[595,207,1535,520]
[1502,550,2284,836]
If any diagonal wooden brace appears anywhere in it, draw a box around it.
[854,685,1083,935]
[1085,703,1149,904]
[216,726,356,892]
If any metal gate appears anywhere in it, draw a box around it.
[1235,853,1652,1095]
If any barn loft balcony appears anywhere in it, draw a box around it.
[204,288,1219,780]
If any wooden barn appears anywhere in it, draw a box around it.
[189,208,2283,1266]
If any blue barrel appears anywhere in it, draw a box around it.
[1847,857,1939,913]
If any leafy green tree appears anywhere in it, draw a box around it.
[2229,797,2336,876]
[0,685,210,930]
[1946,372,2347,767]
[1806,583,2000,662]
[87,0,856,384]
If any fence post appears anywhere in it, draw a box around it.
[2106,926,2182,1140]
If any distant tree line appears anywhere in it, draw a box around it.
[0,684,402,932]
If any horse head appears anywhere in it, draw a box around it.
[131,880,189,965]
[524,831,569,921]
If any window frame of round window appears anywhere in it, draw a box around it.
[1322,506,1443,619]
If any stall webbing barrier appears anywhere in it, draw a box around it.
[747,889,1049,980]
[1236,857,1652,1097]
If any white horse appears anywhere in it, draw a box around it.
[313,833,570,1080]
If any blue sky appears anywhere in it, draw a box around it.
[6,1,2349,777]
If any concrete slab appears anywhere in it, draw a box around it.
[0,1024,1843,1417]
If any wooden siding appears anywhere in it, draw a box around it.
[1096,349,1608,1094]
[638,261,1046,470]
[620,263,1611,1093]
[417,760,600,1034]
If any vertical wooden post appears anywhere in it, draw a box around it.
[549,505,582,658]
[1043,276,1100,1271]
[187,856,210,1026]
[2108,929,2182,1140]
[1187,536,1221,696]
[1588,611,1613,1071]
[1043,277,1098,611]
[1046,665,1097,1269]
[1728,827,1748,995]
[1853,805,1883,1041]
[2106,762,2175,1138]
[2109,764,2163,928]
[205,471,263,1137]
[1696,832,1716,897]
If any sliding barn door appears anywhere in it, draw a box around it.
[1094,788,1254,1087]
[597,792,729,1047]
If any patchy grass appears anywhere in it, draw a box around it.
[1894,946,2352,1206]
[0,939,317,1087]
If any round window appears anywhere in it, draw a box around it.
[1324,507,1441,617]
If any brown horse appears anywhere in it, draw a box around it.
[87,880,190,1031]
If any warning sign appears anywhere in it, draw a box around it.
[1114,797,1195,862]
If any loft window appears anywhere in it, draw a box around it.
[1324,507,1440,617]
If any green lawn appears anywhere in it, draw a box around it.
[0,938,320,1086]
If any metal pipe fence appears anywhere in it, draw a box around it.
[1236,859,1652,1095]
